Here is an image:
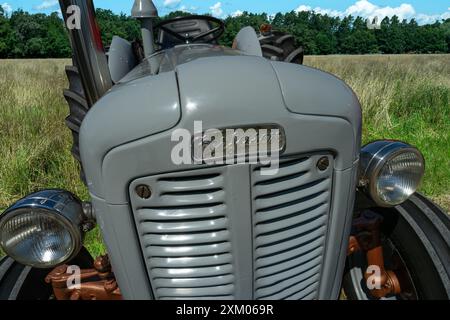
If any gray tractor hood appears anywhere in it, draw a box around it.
[80,47,361,200]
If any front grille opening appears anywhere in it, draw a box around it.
[256,223,326,249]
[255,178,328,201]
[256,189,327,212]
[257,213,327,237]
[256,201,327,225]
[161,188,223,196]
[146,240,230,249]
[143,202,224,210]
[256,247,323,277]
[256,257,322,289]
[130,153,334,300]
[254,170,309,186]
[158,173,221,182]
[256,233,325,262]
[257,272,319,299]
[142,228,229,236]
[140,216,227,224]
[254,156,309,171]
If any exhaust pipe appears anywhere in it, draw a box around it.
[59,0,112,107]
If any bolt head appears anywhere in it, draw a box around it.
[317,157,330,171]
[135,184,152,199]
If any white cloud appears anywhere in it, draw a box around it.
[163,0,181,8]
[231,10,243,18]
[210,2,223,17]
[34,0,59,10]
[295,1,448,24]
[179,5,198,13]
[295,4,341,17]
[295,5,311,12]
[416,11,450,24]
[1,2,12,14]
[347,1,415,21]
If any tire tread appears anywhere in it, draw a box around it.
[63,62,89,184]
[259,32,304,65]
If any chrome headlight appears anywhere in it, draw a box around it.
[359,141,425,207]
[0,190,85,268]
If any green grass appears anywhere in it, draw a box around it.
[0,55,449,259]
[0,59,100,257]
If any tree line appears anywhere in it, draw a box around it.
[0,6,449,58]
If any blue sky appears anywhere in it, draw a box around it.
[2,1,449,24]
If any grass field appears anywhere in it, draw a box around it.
[0,54,449,259]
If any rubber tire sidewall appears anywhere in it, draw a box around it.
[0,247,93,300]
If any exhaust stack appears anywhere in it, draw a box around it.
[132,0,159,58]
[59,0,112,107]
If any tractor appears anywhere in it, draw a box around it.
[0,0,449,300]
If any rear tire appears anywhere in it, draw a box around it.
[343,194,450,300]
[259,32,304,65]
[0,247,93,300]
[63,62,89,184]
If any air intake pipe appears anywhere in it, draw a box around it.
[59,0,112,107]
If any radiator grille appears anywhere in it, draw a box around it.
[252,155,333,300]
[134,172,236,300]
[131,154,333,300]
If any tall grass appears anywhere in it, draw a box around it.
[0,59,104,257]
[305,54,450,207]
[0,55,449,259]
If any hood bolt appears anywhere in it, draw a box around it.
[135,185,152,199]
[317,157,330,171]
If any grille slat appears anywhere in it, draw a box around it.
[254,171,313,196]
[159,190,226,206]
[142,230,230,246]
[153,274,235,288]
[137,204,227,221]
[151,264,234,278]
[150,254,233,268]
[139,217,229,234]
[146,242,232,257]
[252,155,333,300]
[252,157,312,184]
[158,175,224,192]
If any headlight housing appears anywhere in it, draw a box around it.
[0,190,85,268]
[359,141,425,207]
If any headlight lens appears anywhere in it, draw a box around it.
[0,190,84,268]
[360,141,425,207]
[0,209,77,268]
[376,151,424,205]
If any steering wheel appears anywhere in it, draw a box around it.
[154,15,225,45]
